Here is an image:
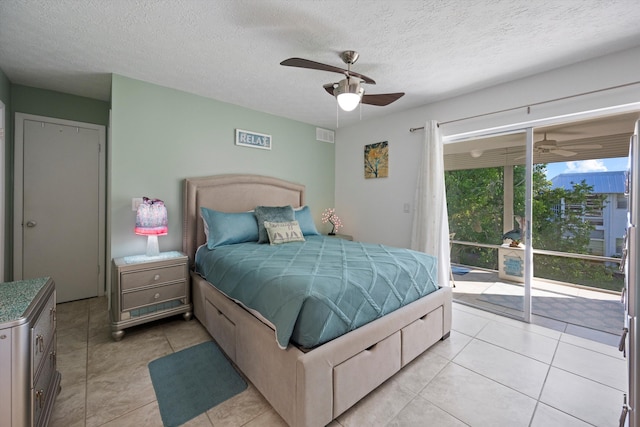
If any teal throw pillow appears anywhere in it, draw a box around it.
[294,206,320,236]
[254,205,295,243]
[200,207,259,249]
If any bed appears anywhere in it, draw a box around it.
[183,174,452,427]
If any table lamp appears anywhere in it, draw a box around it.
[135,197,168,257]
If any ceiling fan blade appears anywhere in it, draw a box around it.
[361,92,405,106]
[323,82,336,96]
[563,144,603,150]
[552,149,577,157]
[537,143,558,149]
[280,58,376,84]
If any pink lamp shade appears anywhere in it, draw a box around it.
[135,197,167,257]
[135,197,168,236]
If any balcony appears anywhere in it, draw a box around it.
[450,240,625,347]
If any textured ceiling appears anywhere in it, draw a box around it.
[1,0,640,129]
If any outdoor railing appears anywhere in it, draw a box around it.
[451,239,624,293]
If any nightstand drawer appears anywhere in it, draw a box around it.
[122,282,186,310]
[121,264,185,290]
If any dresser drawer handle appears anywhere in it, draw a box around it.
[35,389,45,408]
[154,274,161,281]
[36,334,44,353]
[154,293,161,300]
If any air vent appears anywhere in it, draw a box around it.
[316,128,335,143]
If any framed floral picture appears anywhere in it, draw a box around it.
[364,141,388,179]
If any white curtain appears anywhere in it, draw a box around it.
[411,120,451,287]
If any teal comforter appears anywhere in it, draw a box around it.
[195,236,438,349]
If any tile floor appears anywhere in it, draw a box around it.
[451,268,623,347]
[51,296,627,427]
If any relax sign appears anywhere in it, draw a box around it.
[235,129,272,150]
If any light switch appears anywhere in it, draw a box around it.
[132,198,143,211]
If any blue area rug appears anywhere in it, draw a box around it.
[452,265,471,275]
[148,341,247,427]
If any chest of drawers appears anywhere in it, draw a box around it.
[0,277,61,427]
[110,251,191,340]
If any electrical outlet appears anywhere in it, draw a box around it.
[403,203,410,213]
[132,197,143,211]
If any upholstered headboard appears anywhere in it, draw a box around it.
[183,174,306,265]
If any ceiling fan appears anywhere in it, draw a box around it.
[280,50,404,111]
[514,133,603,159]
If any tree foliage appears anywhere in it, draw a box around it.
[445,165,620,290]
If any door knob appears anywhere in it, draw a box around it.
[26,220,37,227]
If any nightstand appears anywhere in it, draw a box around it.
[327,233,353,241]
[110,251,191,341]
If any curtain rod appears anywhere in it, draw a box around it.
[408,80,640,133]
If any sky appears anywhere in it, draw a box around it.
[544,157,628,180]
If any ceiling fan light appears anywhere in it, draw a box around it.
[334,78,363,111]
[337,93,361,111]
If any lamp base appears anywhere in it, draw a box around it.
[146,235,160,257]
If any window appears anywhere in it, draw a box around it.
[617,194,628,210]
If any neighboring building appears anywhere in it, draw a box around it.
[550,171,627,257]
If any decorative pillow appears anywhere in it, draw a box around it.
[254,205,295,243]
[264,221,305,245]
[200,207,259,249]
[294,206,320,236]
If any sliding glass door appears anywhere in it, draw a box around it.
[447,112,634,337]
[445,128,533,321]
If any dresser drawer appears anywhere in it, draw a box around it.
[32,334,56,427]
[31,291,55,382]
[122,282,187,310]
[121,264,185,290]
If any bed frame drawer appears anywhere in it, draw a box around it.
[332,331,401,417]
[401,306,444,366]
[205,298,236,360]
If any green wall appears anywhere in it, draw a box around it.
[0,69,11,281]
[12,84,109,126]
[110,74,335,258]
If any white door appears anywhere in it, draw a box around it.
[15,115,105,302]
